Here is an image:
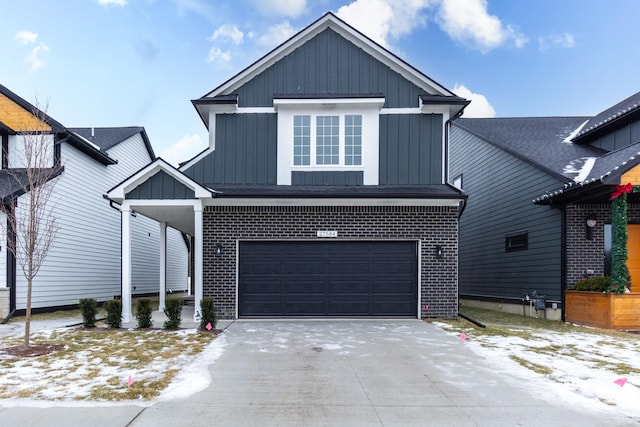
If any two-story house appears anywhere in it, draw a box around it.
[449,91,640,320]
[0,83,187,320]
[107,13,468,322]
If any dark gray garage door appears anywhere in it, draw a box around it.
[238,241,417,317]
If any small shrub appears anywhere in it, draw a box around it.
[79,298,97,328]
[104,299,122,328]
[136,298,153,329]
[574,276,611,292]
[199,297,217,330]
[163,298,183,330]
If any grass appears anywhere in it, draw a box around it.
[0,301,216,401]
[430,306,640,382]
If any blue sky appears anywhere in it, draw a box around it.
[2,0,639,166]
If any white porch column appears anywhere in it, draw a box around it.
[194,201,203,321]
[159,222,167,311]
[121,204,132,323]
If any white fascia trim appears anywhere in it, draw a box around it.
[122,199,204,208]
[236,107,276,114]
[205,198,462,207]
[207,15,451,98]
[380,108,422,115]
[179,148,213,172]
[108,160,211,201]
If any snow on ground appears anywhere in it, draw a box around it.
[0,317,228,407]
[1,316,639,420]
[433,322,640,419]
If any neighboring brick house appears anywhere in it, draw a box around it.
[450,91,640,320]
[107,13,468,321]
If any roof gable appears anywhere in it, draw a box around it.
[0,86,58,133]
[107,157,212,203]
[192,12,467,126]
[203,13,453,100]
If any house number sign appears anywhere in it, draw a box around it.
[317,230,338,238]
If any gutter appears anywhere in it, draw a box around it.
[1,309,16,324]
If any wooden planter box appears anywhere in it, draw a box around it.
[565,291,640,330]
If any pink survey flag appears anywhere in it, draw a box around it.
[128,375,133,388]
[459,332,468,341]
[206,322,213,331]
[424,305,429,311]
[614,378,627,387]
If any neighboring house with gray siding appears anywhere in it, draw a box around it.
[107,13,469,322]
[450,91,640,320]
[0,84,187,319]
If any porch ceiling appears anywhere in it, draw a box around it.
[131,204,195,235]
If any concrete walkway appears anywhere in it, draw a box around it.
[0,320,635,426]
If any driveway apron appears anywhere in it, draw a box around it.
[131,320,625,426]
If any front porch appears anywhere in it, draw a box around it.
[106,159,214,323]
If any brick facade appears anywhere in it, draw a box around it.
[565,203,640,288]
[203,205,460,319]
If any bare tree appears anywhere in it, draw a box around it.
[1,103,62,348]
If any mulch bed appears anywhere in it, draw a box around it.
[0,344,66,358]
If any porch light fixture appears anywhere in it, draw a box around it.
[215,243,222,257]
[435,245,444,259]
[586,215,597,240]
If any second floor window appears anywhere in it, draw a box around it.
[293,114,362,167]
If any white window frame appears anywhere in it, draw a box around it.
[293,113,362,167]
[275,97,384,185]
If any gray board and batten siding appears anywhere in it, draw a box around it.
[183,114,278,186]
[380,114,443,185]
[183,113,445,187]
[126,170,195,200]
[580,120,640,152]
[449,125,565,301]
[233,28,425,109]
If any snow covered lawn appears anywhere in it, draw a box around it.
[432,307,640,420]
[0,320,222,403]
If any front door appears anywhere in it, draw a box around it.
[627,225,640,288]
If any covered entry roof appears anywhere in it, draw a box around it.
[106,158,214,234]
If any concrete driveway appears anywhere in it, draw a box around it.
[130,320,620,426]
[0,319,630,426]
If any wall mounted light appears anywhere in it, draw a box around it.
[215,243,223,257]
[435,245,444,259]
[586,215,597,240]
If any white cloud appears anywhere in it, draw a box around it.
[436,0,528,53]
[26,42,50,72]
[160,133,206,167]
[97,0,127,6]
[210,24,244,45]
[253,0,307,18]
[257,21,296,48]
[337,0,434,48]
[539,32,575,52]
[206,46,231,64]
[453,84,496,118]
[14,30,38,45]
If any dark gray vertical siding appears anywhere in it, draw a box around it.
[379,114,443,185]
[291,171,363,185]
[126,170,195,199]
[449,125,565,301]
[587,119,640,151]
[235,29,423,108]
[182,114,277,185]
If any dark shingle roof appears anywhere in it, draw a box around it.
[69,127,141,151]
[575,92,640,140]
[454,117,606,180]
[0,168,64,201]
[207,184,466,199]
[534,142,640,203]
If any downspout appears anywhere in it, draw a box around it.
[560,204,567,322]
[1,310,16,324]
